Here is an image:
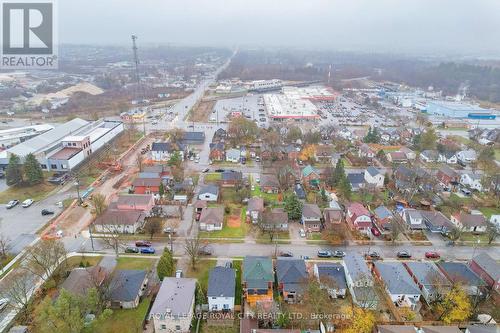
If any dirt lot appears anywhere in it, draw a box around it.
[188,99,215,122]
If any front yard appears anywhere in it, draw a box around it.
[204,173,221,183]
[0,180,58,204]
[116,257,157,270]
[199,206,248,239]
[251,185,280,202]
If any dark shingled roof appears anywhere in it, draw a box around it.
[207,266,235,298]
[109,270,147,302]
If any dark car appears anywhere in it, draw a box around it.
[397,250,412,259]
[140,247,155,254]
[198,246,213,256]
[365,251,381,260]
[125,247,140,253]
[214,169,224,173]
[317,250,332,258]
[6,200,19,209]
[279,251,293,257]
[135,240,152,247]
[41,209,55,216]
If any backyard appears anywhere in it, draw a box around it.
[199,206,248,239]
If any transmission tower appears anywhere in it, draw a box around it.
[131,34,146,134]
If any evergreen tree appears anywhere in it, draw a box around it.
[5,153,23,186]
[333,159,346,187]
[159,182,165,197]
[157,248,175,280]
[339,176,352,200]
[284,193,303,220]
[24,153,44,185]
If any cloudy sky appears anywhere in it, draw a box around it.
[59,0,500,55]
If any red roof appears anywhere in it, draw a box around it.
[348,202,369,216]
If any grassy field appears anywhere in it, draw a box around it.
[89,296,151,333]
[199,218,248,239]
[251,185,280,202]
[115,257,156,270]
[0,181,58,204]
[460,232,490,243]
[186,260,216,294]
[64,255,103,268]
[204,173,221,182]
[479,207,500,219]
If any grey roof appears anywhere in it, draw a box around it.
[302,203,322,219]
[276,259,308,292]
[343,253,372,283]
[226,148,240,158]
[465,325,500,333]
[374,206,393,220]
[182,131,205,143]
[377,325,417,333]
[8,118,89,157]
[472,253,500,281]
[421,211,454,229]
[421,326,462,333]
[366,166,381,177]
[374,262,421,296]
[438,262,485,287]
[60,266,105,296]
[260,174,280,188]
[316,263,347,290]
[109,270,147,302]
[421,149,439,160]
[347,172,365,186]
[150,277,196,317]
[221,170,242,181]
[138,172,161,179]
[199,207,224,225]
[116,194,153,208]
[248,197,264,212]
[207,266,235,298]
[199,184,219,196]
[151,142,170,152]
[405,262,450,294]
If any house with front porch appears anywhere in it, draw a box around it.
[450,212,487,233]
[276,258,308,304]
[346,202,372,235]
[199,207,224,231]
[301,203,322,232]
[373,262,421,309]
[242,256,274,306]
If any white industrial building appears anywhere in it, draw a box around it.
[1,118,124,171]
[0,124,54,149]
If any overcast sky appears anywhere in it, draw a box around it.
[59,0,500,55]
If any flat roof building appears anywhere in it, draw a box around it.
[427,101,497,119]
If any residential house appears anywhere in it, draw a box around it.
[373,205,393,232]
[465,325,500,333]
[438,262,486,296]
[401,209,425,230]
[460,173,483,192]
[386,151,408,164]
[400,147,416,160]
[194,200,207,213]
[109,270,148,309]
[94,207,146,234]
[359,143,375,159]
[491,215,500,229]
[373,262,421,309]
[364,166,384,188]
[301,203,322,232]
[438,151,458,164]
[247,197,264,224]
[150,277,196,333]
[116,194,155,211]
[208,266,236,312]
[451,212,487,233]
[209,142,225,161]
[212,128,227,142]
[421,210,454,234]
[132,177,161,194]
[457,149,477,165]
[347,173,365,192]
[198,185,219,201]
[61,266,106,296]
[260,208,288,231]
[313,263,347,298]
[276,258,308,303]
[138,171,161,179]
[199,207,224,231]
[221,170,242,187]
[346,202,372,234]
[470,253,500,293]
[151,142,185,162]
[226,148,241,163]
[301,165,320,188]
[181,132,205,145]
[242,256,274,306]
[323,208,343,226]
[293,183,306,200]
[343,253,379,308]
[437,165,459,186]
[377,326,418,333]
[260,174,280,193]
[404,262,451,303]
[315,145,334,162]
[420,150,439,163]
[421,327,463,333]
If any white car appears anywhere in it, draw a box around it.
[299,228,306,238]
[22,198,34,208]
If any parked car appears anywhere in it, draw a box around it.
[135,240,152,247]
[365,251,381,260]
[397,250,412,259]
[460,188,472,196]
[198,246,213,256]
[163,227,176,234]
[317,250,332,258]
[425,251,440,259]
[332,250,346,258]
[279,251,293,257]
[175,269,183,278]
[22,198,34,208]
[371,227,381,237]
[125,247,140,253]
[140,247,155,254]
[6,200,19,209]
[41,209,55,216]
[195,212,201,221]
[202,168,209,173]
[214,169,224,173]
[299,228,306,238]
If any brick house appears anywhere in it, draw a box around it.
[209,142,225,161]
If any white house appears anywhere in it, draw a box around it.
[150,277,196,333]
[491,215,500,229]
[400,209,425,230]
[150,142,185,162]
[364,167,384,188]
[207,267,235,312]
[460,173,483,192]
[438,151,457,164]
[198,185,219,202]
[374,262,421,310]
[226,148,240,163]
[451,212,487,233]
[342,253,379,308]
[419,150,439,163]
[456,149,477,164]
[313,263,347,299]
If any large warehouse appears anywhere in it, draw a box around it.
[1,118,124,171]
[426,101,497,119]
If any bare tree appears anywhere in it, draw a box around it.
[99,223,127,258]
[391,218,404,244]
[91,193,107,217]
[24,240,67,282]
[184,235,201,270]
[144,218,162,240]
[0,234,12,260]
[1,270,33,321]
[485,221,500,245]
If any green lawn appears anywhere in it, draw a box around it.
[89,296,151,333]
[199,220,248,239]
[204,173,221,182]
[251,185,279,202]
[116,257,156,270]
[495,148,500,162]
[460,232,490,243]
[0,181,58,204]
[233,260,242,305]
[186,260,216,295]
[479,207,500,219]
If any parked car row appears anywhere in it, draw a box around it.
[6,198,34,209]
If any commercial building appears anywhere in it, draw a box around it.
[0,124,54,149]
[1,118,124,171]
[426,101,497,119]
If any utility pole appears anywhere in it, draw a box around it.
[131,34,146,135]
